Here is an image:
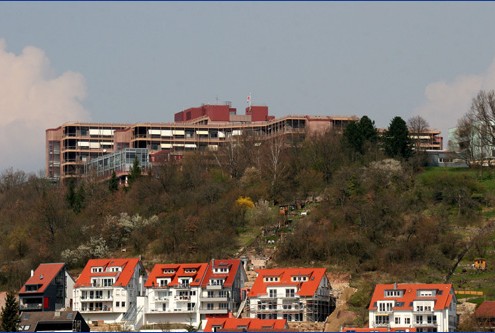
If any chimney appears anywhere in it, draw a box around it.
[30,270,34,277]
[394,282,397,290]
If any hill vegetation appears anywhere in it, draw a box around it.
[1,117,495,328]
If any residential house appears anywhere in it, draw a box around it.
[247,268,334,322]
[144,263,209,327]
[200,259,248,321]
[474,300,495,330]
[341,327,416,332]
[204,317,289,332]
[18,311,90,332]
[368,283,457,332]
[19,263,74,312]
[72,258,146,326]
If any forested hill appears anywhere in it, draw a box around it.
[0,125,493,301]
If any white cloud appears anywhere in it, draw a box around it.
[414,58,495,147]
[0,39,90,173]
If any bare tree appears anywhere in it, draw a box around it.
[407,115,430,151]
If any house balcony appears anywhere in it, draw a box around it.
[413,321,437,328]
[80,296,113,301]
[413,309,434,314]
[206,284,223,290]
[199,307,229,314]
[370,321,390,328]
[200,296,229,302]
[80,306,113,313]
[174,296,191,302]
[153,297,170,303]
[176,284,191,290]
[19,303,43,311]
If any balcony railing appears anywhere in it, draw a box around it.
[80,296,113,301]
[199,307,229,314]
[174,296,191,301]
[20,304,42,310]
[413,321,437,327]
[206,283,223,290]
[80,306,113,312]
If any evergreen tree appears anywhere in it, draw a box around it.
[128,157,142,185]
[1,292,20,332]
[109,170,119,192]
[384,116,412,159]
[343,115,378,155]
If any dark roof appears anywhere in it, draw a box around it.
[19,311,89,332]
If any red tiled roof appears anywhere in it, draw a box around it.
[204,317,288,332]
[248,267,327,298]
[201,259,242,288]
[145,263,208,288]
[368,283,455,311]
[475,301,495,318]
[19,263,66,294]
[74,258,141,288]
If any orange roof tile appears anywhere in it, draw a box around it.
[248,267,327,298]
[475,301,495,318]
[201,259,242,288]
[368,283,455,311]
[74,258,142,288]
[204,317,288,332]
[145,263,208,288]
[19,263,66,294]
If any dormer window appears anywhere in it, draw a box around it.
[184,268,197,273]
[163,269,175,274]
[418,290,435,297]
[209,279,224,286]
[157,278,170,287]
[263,276,280,282]
[25,284,41,292]
[385,290,403,297]
[109,267,121,272]
[291,276,308,282]
[91,267,103,273]
[213,267,229,274]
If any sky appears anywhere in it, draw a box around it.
[2,2,495,173]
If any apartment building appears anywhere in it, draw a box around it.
[72,258,146,326]
[368,283,457,332]
[144,263,209,327]
[46,103,358,181]
[18,263,74,312]
[247,268,334,322]
[199,259,247,320]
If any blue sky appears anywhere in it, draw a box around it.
[2,2,495,173]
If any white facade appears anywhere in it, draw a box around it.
[369,284,457,332]
[73,260,145,327]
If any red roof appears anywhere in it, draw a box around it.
[368,283,455,311]
[201,259,242,288]
[145,263,208,288]
[19,263,66,294]
[248,268,327,298]
[74,258,141,288]
[475,301,495,318]
[204,317,288,332]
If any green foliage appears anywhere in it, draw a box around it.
[128,156,142,185]
[109,171,119,192]
[1,291,20,332]
[343,116,378,155]
[384,116,412,159]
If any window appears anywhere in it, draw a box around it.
[286,289,295,297]
[404,318,410,325]
[207,303,214,310]
[375,316,390,325]
[121,301,125,307]
[91,267,103,273]
[219,303,228,309]
[269,289,277,298]
[116,302,120,307]
[207,291,214,298]
[416,315,423,324]
[378,302,393,312]
[395,317,401,324]
[187,302,195,311]
[385,290,402,297]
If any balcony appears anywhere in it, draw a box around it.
[19,303,42,310]
[206,283,223,290]
[174,296,191,302]
[200,296,229,302]
[80,296,113,301]
[80,306,113,313]
[176,284,191,290]
[413,321,437,327]
[199,307,229,314]
[371,321,390,328]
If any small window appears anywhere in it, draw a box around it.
[122,301,125,307]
